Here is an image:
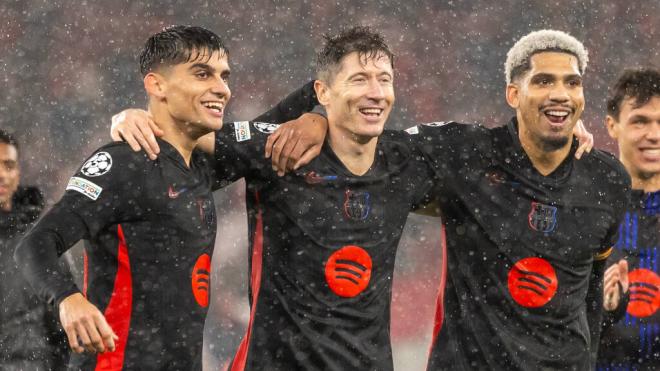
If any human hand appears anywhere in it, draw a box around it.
[59,293,118,354]
[111,109,164,160]
[573,119,594,160]
[265,113,328,176]
[603,259,629,311]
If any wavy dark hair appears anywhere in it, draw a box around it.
[316,26,394,82]
[139,25,228,76]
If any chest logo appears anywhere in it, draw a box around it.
[627,268,660,318]
[528,201,557,233]
[191,253,211,307]
[507,257,558,308]
[325,245,372,298]
[343,190,371,221]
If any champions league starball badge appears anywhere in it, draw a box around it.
[81,152,113,177]
[253,122,280,134]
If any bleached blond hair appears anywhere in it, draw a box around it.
[505,30,588,84]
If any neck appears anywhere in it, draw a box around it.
[517,115,572,176]
[149,105,204,166]
[629,169,660,193]
[0,200,11,212]
[327,125,378,176]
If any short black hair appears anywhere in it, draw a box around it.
[0,129,18,151]
[139,25,228,76]
[316,26,394,82]
[607,68,660,120]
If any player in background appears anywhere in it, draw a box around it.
[15,25,229,370]
[597,68,660,369]
[0,130,68,370]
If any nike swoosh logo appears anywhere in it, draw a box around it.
[168,186,188,199]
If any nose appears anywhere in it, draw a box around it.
[548,83,570,103]
[211,78,231,100]
[647,122,660,141]
[366,78,385,100]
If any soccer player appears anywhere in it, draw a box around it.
[0,130,68,370]
[15,25,229,370]
[597,68,660,369]
[417,30,631,371]
[113,27,436,370]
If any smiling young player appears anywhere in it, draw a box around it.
[15,25,229,370]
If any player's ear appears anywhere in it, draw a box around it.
[506,83,520,109]
[144,72,167,99]
[605,115,619,140]
[315,79,331,107]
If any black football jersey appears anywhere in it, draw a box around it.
[411,119,630,370]
[213,121,435,371]
[598,190,660,370]
[16,140,216,370]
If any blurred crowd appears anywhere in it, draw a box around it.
[0,0,657,369]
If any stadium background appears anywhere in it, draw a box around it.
[1,0,657,369]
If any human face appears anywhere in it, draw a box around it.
[319,51,394,141]
[0,143,19,211]
[506,51,585,152]
[606,96,660,181]
[160,49,231,134]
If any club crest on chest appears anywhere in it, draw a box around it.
[343,189,371,221]
[528,201,557,233]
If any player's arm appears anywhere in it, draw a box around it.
[14,148,138,354]
[15,196,118,355]
[110,80,323,162]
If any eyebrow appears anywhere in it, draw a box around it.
[189,63,231,76]
[627,114,650,122]
[531,72,582,80]
[346,71,393,80]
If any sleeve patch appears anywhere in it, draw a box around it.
[253,122,280,134]
[81,151,113,177]
[594,246,614,261]
[234,121,252,142]
[66,177,103,200]
[404,126,419,135]
[422,121,448,127]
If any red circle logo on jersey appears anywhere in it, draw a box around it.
[507,257,558,308]
[627,268,660,318]
[191,253,211,307]
[325,245,372,298]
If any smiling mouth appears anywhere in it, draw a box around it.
[640,148,660,158]
[359,107,384,119]
[202,101,224,115]
[542,109,571,126]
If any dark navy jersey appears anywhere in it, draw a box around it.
[598,190,660,370]
[413,119,630,370]
[214,121,435,371]
[15,140,216,370]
